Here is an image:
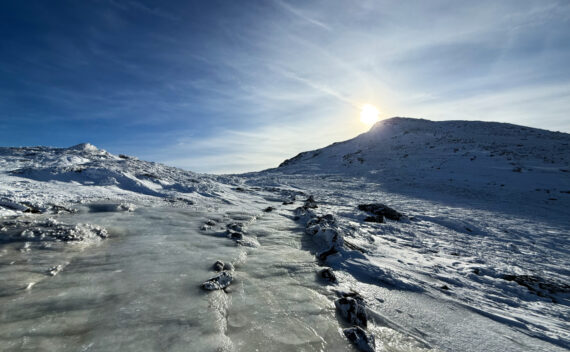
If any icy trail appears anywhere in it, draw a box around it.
[1,118,569,351]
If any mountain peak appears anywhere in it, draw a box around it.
[67,143,99,152]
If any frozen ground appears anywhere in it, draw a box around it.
[1,118,569,351]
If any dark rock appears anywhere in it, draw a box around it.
[227,230,244,240]
[263,206,275,213]
[201,271,233,291]
[441,285,450,290]
[317,247,338,261]
[358,203,403,221]
[213,260,224,272]
[343,326,375,352]
[364,215,384,223]
[502,274,570,299]
[334,296,367,328]
[319,268,337,283]
[223,262,235,271]
[304,195,318,209]
[226,222,246,233]
[282,200,294,205]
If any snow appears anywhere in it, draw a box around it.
[0,117,569,351]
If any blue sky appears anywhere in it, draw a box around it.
[1,0,569,173]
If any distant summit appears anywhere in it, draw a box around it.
[275,117,570,202]
[67,143,100,152]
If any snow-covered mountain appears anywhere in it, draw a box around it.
[1,119,569,352]
[275,117,570,208]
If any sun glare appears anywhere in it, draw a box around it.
[360,104,380,126]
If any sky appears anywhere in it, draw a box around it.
[1,0,569,173]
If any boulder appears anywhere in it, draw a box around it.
[343,326,376,352]
[319,268,337,283]
[213,260,224,271]
[201,271,233,291]
[358,203,403,221]
[334,296,367,328]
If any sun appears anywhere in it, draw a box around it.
[360,104,380,126]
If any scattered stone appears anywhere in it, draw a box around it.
[263,206,275,213]
[319,268,337,283]
[317,246,338,261]
[363,215,384,223]
[213,260,224,272]
[227,222,246,233]
[201,271,233,291]
[304,195,318,209]
[47,264,64,276]
[358,203,403,221]
[227,230,244,240]
[1,218,108,242]
[502,274,570,299]
[343,326,376,352]
[334,296,368,328]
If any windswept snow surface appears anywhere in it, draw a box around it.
[1,118,569,352]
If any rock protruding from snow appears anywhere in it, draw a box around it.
[213,260,225,272]
[358,203,403,221]
[319,267,337,283]
[67,143,100,153]
[334,296,368,328]
[201,271,233,291]
[1,218,108,242]
[343,326,376,352]
[304,195,318,209]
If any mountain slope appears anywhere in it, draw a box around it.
[274,117,570,211]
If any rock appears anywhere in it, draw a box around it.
[227,222,246,233]
[319,268,337,283]
[282,200,294,205]
[335,296,367,328]
[223,262,235,271]
[227,230,244,240]
[358,203,403,221]
[343,327,376,352]
[363,215,384,223]
[317,246,338,261]
[213,260,224,271]
[201,271,233,291]
[502,274,570,298]
[304,195,318,209]
[263,206,275,213]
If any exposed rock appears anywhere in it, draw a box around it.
[335,296,368,328]
[1,218,108,242]
[304,195,318,209]
[223,262,235,271]
[317,246,339,261]
[502,274,570,300]
[358,203,403,221]
[363,215,384,223]
[343,326,376,352]
[201,271,233,291]
[263,206,275,213]
[213,260,224,272]
[227,230,244,240]
[226,222,247,233]
[319,268,337,283]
